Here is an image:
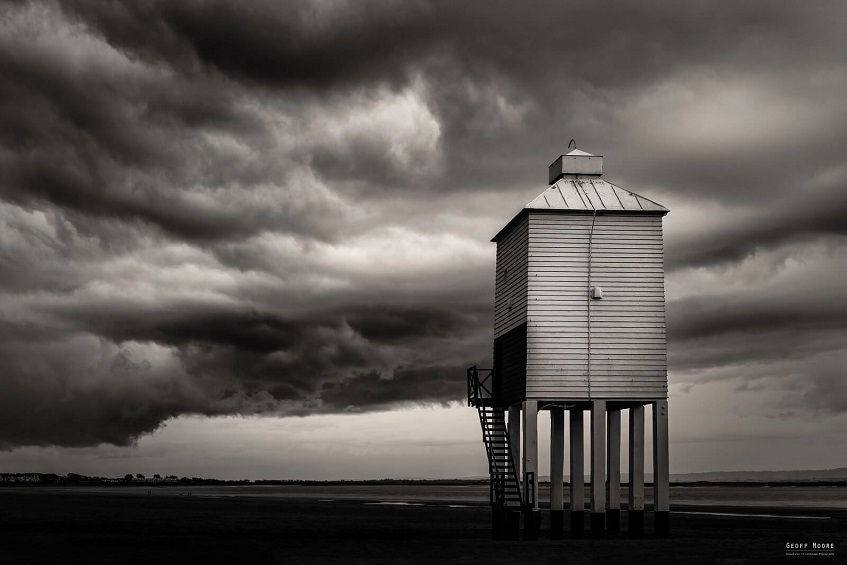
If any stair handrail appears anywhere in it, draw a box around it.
[476,405,523,509]
[466,365,494,406]
[467,366,475,406]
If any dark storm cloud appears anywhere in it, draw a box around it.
[669,295,847,344]
[61,1,836,98]
[8,0,847,238]
[0,8,343,243]
[60,0,433,91]
[345,306,479,344]
[667,186,847,271]
[668,293,847,372]
[320,365,467,411]
[666,253,847,412]
[46,300,486,380]
[0,294,488,447]
[1,0,846,451]
[0,330,218,448]
[50,305,307,354]
[56,0,847,198]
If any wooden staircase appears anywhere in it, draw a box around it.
[467,366,522,508]
[477,406,523,508]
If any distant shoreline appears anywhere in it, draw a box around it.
[2,476,846,488]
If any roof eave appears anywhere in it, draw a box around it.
[491,206,668,242]
[491,209,529,242]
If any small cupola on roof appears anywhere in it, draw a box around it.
[549,148,603,183]
[492,147,667,243]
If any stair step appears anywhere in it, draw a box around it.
[477,408,524,507]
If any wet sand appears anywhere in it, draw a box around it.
[1,486,844,564]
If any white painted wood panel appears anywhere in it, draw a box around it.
[495,215,529,338]
[525,212,667,400]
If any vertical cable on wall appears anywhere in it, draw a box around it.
[584,185,597,400]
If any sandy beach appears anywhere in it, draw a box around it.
[1,485,844,564]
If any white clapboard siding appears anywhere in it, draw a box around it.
[525,212,667,400]
[494,215,529,338]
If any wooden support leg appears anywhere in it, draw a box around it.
[508,405,521,480]
[506,404,523,540]
[628,405,645,537]
[550,407,565,538]
[569,408,584,537]
[522,400,540,540]
[590,400,606,537]
[653,400,670,536]
[606,408,621,534]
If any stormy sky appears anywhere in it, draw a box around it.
[1,0,846,478]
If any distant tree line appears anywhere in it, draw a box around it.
[5,473,843,487]
[0,472,248,485]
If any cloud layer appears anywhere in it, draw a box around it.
[1,0,846,449]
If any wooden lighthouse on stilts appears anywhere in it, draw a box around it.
[468,144,670,540]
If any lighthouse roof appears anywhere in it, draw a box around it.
[526,177,667,214]
[492,145,669,243]
[492,178,668,242]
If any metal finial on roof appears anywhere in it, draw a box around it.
[568,139,576,149]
